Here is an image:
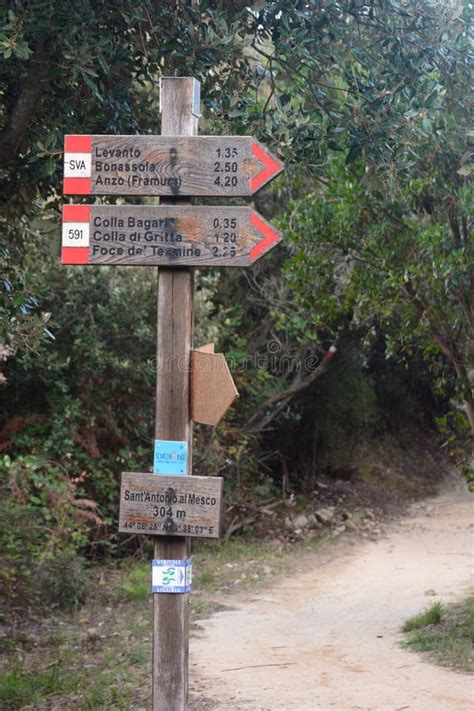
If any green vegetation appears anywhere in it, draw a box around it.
[403,601,444,631]
[0,454,93,617]
[0,531,325,709]
[402,594,474,672]
[2,1,471,705]
[117,564,150,603]
[0,660,64,709]
[0,0,472,623]
[0,653,136,710]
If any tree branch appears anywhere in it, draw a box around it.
[0,41,51,168]
[245,329,347,434]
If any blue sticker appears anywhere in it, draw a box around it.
[152,559,192,594]
[153,440,187,475]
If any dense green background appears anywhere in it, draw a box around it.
[0,0,472,616]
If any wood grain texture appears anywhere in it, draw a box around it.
[63,134,284,197]
[155,268,193,445]
[195,342,215,354]
[119,472,223,538]
[191,350,239,426]
[61,205,282,266]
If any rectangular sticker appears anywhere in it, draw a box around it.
[153,440,187,475]
[152,559,192,594]
[64,152,92,178]
[62,222,90,247]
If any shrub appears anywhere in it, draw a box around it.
[0,454,102,618]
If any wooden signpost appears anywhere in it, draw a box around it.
[119,473,223,539]
[63,134,284,196]
[62,76,284,711]
[61,204,282,266]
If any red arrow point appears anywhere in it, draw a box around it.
[250,211,281,263]
[250,143,284,193]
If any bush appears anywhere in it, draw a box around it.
[0,455,101,618]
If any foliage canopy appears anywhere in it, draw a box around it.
[0,0,472,614]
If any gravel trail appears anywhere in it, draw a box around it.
[190,484,473,710]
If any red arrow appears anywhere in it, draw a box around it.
[249,211,281,262]
[250,142,284,193]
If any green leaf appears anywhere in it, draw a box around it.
[345,144,362,164]
[83,74,102,100]
[15,42,32,60]
[421,117,433,135]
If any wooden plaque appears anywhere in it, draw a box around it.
[119,472,223,539]
[61,204,282,267]
[191,345,239,426]
[63,135,284,197]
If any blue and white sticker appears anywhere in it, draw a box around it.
[152,559,192,594]
[153,440,187,475]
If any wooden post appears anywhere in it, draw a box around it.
[153,77,199,711]
[61,74,283,711]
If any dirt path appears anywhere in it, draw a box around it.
[189,484,473,710]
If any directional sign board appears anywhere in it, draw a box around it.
[61,204,282,267]
[191,344,239,426]
[119,472,223,539]
[63,135,284,196]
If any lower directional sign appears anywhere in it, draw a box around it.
[61,204,281,267]
[119,472,223,539]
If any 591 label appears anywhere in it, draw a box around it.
[62,222,90,247]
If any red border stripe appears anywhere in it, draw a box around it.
[63,205,91,222]
[63,177,92,194]
[61,247,90,265]
[64,135,92,153]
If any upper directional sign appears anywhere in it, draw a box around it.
[61,204,282,267]
[63,135,284,196]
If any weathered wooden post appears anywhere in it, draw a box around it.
[61,76,284,710]
[153,76,197,711]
